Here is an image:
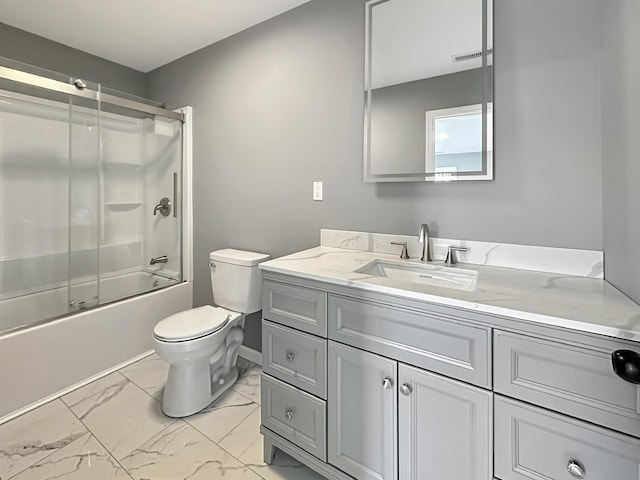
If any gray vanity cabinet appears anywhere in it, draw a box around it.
[327,341,492,480]
[398,364,493,480]
[260,272,640,480]
[327,341,397,480]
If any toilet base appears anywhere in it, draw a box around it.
[210,366,239,404]
[161,365,239,418]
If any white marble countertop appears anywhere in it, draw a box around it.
[260,246,640,343]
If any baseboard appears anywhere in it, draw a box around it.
[239,345,262,366]
[0,349,154,425]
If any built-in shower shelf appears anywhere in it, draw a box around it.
[103,160,142,168]
[104,202,142,211]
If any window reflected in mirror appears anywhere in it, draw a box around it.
[427,103,493,182]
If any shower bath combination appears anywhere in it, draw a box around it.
[0,56,193,421]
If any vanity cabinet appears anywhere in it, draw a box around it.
[398,364,492,480]
[260,273,640,480]
[328,341,397,480]
[327,341,492,480]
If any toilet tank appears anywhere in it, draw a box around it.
[209,249,270,314]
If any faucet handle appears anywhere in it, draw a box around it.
[391,242,410,259]
[444,246,468,266]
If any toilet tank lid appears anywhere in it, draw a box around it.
[210,248,270,266]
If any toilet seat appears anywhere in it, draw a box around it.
[153,306,233,342]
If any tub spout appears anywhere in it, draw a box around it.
[150,255,168,265]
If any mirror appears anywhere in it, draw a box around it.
[364,0,493,182]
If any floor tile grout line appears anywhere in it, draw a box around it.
[60,371,182,473]
[231,386,261,404]
[116,367,164,405]
[214,437,266,479]
[3,399,90,480]
[186,402,259,447]
[63,389,149,480]
[59,370,130,412]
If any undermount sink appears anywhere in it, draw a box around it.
[355,260,478,292]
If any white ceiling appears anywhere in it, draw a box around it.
[0,0,313,72]
[371,0,493,89]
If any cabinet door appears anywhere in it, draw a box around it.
[328,341,397,480]
[399,364,493,480]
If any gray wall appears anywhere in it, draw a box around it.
[601,1,640,304]
[0,23,146,97]
[147,0,605,350]
[370,68,485,174]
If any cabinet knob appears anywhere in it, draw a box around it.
[286,352,295,363]
[382,377,393,389]
[285,409,295,420]
[567,459,585,479]
[399,383,412,395]
[611,350,640,384]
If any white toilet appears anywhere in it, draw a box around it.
[153,248,270,418]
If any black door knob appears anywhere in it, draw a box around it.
[611,350,640,384]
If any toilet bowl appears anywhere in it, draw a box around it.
[153,248,269,418]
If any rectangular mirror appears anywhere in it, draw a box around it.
[364,0,493,182]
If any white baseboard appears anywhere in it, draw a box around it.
[0,350,154,425]
[239,345,262,366]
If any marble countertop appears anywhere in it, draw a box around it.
[260,246,640,343]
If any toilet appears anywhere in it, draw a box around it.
[153,248,270,418]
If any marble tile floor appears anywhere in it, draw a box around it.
[0,356,325,480]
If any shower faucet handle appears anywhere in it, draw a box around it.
[153,197,171,216]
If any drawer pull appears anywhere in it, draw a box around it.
[612,350,640,384]
[399,383,413,395]
[285,408,295,420]
[567,459,585,479]
[382,377,393,389]
[286,352,295,363]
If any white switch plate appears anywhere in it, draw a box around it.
[313,181,323,201]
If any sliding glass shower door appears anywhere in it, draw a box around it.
[0,59,184,334]
[68,83,101,312]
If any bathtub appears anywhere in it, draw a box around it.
[1,269,179,334]
[0,274,192,422]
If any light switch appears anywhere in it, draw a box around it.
[313,181,323,201]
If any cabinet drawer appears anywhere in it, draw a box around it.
[495,396,640,480]
[328,294,491,388]
[261,373,326,461]
[262,280,327,336]
[262,320,327,399]
[494,330,640,437]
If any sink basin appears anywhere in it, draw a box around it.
[355,260,478,291]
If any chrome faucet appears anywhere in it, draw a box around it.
[418,223,432,262]
[150,255,168,265]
